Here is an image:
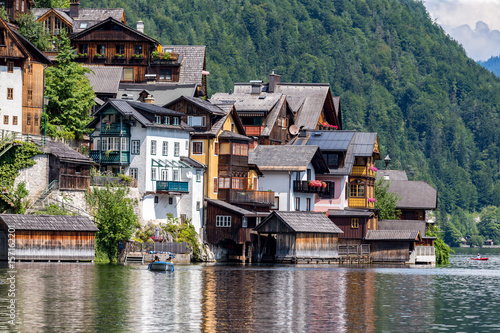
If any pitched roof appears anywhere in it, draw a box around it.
[161,45,206,85]
[211,92,283,113]
[378,220,426,236]
[365,230,421,241]
[11,30,51,64]
[33,8,125,33]
[327,209,375,218]
[218,130,250,141]
[255,211,343,234]
[376,170,408,181]
[180,156,206,169]
[118,83,199,106]
[0,214,98,232]
[205,198,254,216]
[83,66,122,95]
[249,145,328,172]
[164,96,226,115]
[32,139,93,164]
[352,132,378,157]
[387,181,438,209]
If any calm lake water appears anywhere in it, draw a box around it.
[1,248,500,332]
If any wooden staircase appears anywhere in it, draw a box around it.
[125,253,144,264]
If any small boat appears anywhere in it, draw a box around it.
[148,261,174,271]
[471,257,488,261]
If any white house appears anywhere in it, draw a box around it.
[87,99,205,233]
[248,145,332,212]
[0,60,23,133]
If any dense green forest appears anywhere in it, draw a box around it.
[77,0,500,245]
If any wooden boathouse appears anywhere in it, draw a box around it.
[254,211,344,262]
[0,214,98,262]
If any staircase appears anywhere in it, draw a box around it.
[25,180,59,214]
[125,253,144,264]
[0,130,21,158]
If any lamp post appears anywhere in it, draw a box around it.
[43,96,49,147]
[384,154,391,170]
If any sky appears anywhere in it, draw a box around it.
[423,0,500,61]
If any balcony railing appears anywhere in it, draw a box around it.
[351,166,376,177]
[100,123,130,135]
[293,180,334,197]
[243,125,265,136]
[91,176,138,188]
[156,181,189,193]
[348,197,375,209]
[89,150,130,164]
[218,189,274,205]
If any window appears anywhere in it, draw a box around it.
[232,143,248,156]
[34,114,39,126]
[162,142,168,156]
[0,31,4,45]
[130,168,138,179]
[169,197,173,204]
[155,115,161,124]
[7,62,13,73]
[123,68,133,81]
[161,169,168,181]
[27,64,32,74]
[79,44,88,54]
[172,117,179,126]
[131,140,140,154]
[242,217,248,228]
[192,141,203,155]
[12,116,17,125]
[163,116,170,125]
[154,196,159,204]
[351,218,359,229]
[188,116,206,127]
[101,137,120,151]
[216,215,231,227]
[97,44,106,55]
[218,177,230,189]
[350,182,365,197]
[174,142,180,156]
[151,140,157,155]
[214,142,219,155]
[159,69,172,80]
[79,22,88,29]
[185,141,189,151]
[27,89,33,101]
[231,177,245,189]
[213,178,218,193]
[306,198,311,211]
[134,45,143,55]
[7,88,13,99]
[296,171,301,181]
[273,196,279,210]
[115,44,125,55]
[151,168,157,181]
[323,153,340,168]
[27,114,31,125]
[295,197,300,211]
[196,170,202,182]
[253,177,258,190]
[307,169,312,181]
[173,169,179,181]
[3,115,8,125]
[231,123,235,132]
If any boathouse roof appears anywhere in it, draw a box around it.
[255,211,343,234]
[0,214,98,232]
[365,230,421,241]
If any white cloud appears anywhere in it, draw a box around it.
[423,0,500,60]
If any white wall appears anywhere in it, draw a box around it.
[0,65,23,133]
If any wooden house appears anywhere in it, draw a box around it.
[2,0,34,23]
[0,18,51,135]
[254,211,343,262]
[327,210,376,243]
[0,214,98,261]
[364,229,422,263]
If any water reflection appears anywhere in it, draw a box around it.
[1,250,500,332]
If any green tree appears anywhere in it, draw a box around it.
[16,13,52,51]
[85,185,139,262]
[374,178,401,220]
[427,224,452,265]
[45,30,95,139]
[161,214,200,261]
[478,206,500,244]
[35,0,69,7]
[0,182,29,214]
[442,216,462,247]
[0,7,9,21]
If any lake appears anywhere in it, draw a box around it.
[1,248,500,332]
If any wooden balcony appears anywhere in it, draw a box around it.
[100,123,130,135]
[218,189,274,205]
[293,180,334,198]
[156,181,189,193]
[89,150,130,164]
[348,197,375,209]
[243,125,265,136]
[351,166,376,177]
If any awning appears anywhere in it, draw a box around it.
[151,158,192,168]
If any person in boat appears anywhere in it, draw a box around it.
[154,255,159,262]
[477,253,481,259]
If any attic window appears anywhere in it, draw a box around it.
[155,115,161,124]
[79,22,88,29]
[258,95,266,99]
[172,117,180,126]
[0,31,4,45]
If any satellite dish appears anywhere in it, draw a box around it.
[186,171,193,179]
[289,124,299,136]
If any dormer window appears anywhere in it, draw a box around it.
[134,45,143,55]
[155,115,161,124]
[188,116,206,127]
[172,117,179,126]
[323,153,340,168]
[80,22,88,29]
[164,116,170,125]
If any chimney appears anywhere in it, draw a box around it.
[250,80,262,94]
[268,70,280,93]
[145,94,155,104]
[69,0,80,18]
[137,21,144,34]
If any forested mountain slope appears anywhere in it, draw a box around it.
[81,0,500,217]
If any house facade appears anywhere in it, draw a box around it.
[87,99,205,232]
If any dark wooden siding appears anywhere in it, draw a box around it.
[206,203,247,244]
[330,216,369,239]
[369,241,410,262]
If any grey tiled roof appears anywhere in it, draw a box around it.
[378,220,426,237]
[365,230,421,241]
[32,139,93,164]
[376,170,408,181]
[70,17,158,43]
[205,198,254,216]
[0,214,98,232]
[218,130,250,141]
[352,132,378,157]
[387,181,438,209]
[256,211,343,234]
[327,209,375,218]
[83,65,122,94]
[249,145,324,171]
[118,83,198,106]
[211,93,283,112]
[161,46,206,85]
[180,156,206,169]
